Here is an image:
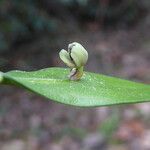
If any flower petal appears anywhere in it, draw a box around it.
[59,49,75,68]
[69,42,88,67]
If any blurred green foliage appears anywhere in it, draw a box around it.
[0,0,149,52]
[99,110,120,138]
[0,0,56,53]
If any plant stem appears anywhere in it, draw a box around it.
[69,66,84,80]
[0,71,3,83]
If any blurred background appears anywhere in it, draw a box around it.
[0,0,150,150]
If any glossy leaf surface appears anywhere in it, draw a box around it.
[1,68,150,107]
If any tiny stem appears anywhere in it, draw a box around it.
[69,66,84,80]
[78,66,83,73]
[0,71,4,83]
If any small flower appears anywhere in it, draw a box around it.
[59,42,88,80]
[68,42,88,68]
[59,42,88,68]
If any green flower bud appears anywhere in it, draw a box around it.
[59,42,88,80]
[68,42,88,68]
[59,49,75,68]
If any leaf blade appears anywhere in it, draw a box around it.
[2,67,150,107]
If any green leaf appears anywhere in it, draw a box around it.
[1,67,150,107]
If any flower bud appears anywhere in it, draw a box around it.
[68,42,88,68]
[59,49,75,68]
[59,42,88,80]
